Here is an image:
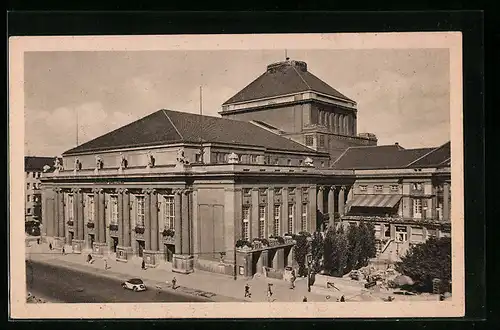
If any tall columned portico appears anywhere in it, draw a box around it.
[172,188,194,274]
[338,186,346,216]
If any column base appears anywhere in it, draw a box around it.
[92,242,108,257]
[72,239,85,254]
[172,254,194,274]
[116,246,133,262]
[143,250,163,268]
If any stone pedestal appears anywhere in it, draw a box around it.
[116,246,133,262]
[92,242,108,257]
[53,236,66,250]
[143,250,163,268]
[72,239,85,254]
[172,254,194,274]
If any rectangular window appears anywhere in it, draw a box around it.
[413,199,422,218]
[26,183,30,190]
[27,208,31,214]
[68,195,75,221]
[195,153,202,163]
[359,185,367,192]
[27,195,30,202]
[110,196,119,225]
[242,206,250,240]
[273,205,281,236]
[32,172,36,178]
[374,185,383,192]
[288,204,294,234]
[287,159,292,166]
[390,185,399,192]
[258,206,266,238]
[412,183,423,190]
[87,195,95,223]
[136,196,145,226]
[163,196,175,230]
[305,135,314,146]
[319,135,325,147]
[301,204,308,232]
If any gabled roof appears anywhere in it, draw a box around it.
[407,141,451,168]
[222,60,355,105]
[25,156,54,172]
[331,144,439,170]
[63,109,322,155]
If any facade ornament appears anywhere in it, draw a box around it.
[304,157,314,167]
[119,153,128,170]
[95,155,103,172]
[330,185,336,192]
[176,148,190,165]
[73,158,81,172]
[42,164,51,173]
[146,151,155,168]
[53,157,63,173]
[228,152,239,164]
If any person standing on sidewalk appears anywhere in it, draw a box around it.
[104,258,108,270]
[302,296,308,302]
[267,283,273,302]
[141,259,146,270]
[172,277,177,290]
[49,243,52,250]
[244,283,251,298]
[62,246,65,255]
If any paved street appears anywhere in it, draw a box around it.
[26,260,207,303]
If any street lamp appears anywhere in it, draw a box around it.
[306,253,312,292]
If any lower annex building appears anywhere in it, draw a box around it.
[39,59,451,278]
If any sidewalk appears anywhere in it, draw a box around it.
[26,241,328,303]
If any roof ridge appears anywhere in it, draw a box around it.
[162,109,184,140]
[291,64,312,90]
[405,144,443,167]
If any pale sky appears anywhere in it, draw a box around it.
[24,49,450,157]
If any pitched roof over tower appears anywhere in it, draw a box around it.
[222,59,355,106]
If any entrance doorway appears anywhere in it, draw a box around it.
[88,234,95,250]
[69,231,74,245]
[137,240,145,258]
[112,237,118,253]
[164,244,175,262]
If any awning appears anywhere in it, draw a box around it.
[349,194,401,208]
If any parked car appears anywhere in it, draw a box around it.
[121,278,147,292]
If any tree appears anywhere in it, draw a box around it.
[346,223,361,273]
[293,233,309,277]
[323,227,336,275]
[311,232,324,273]
[335,225,349,276]
[357,221,377,268]
[395,236,452,292]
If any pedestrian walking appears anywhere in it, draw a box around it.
[141,259,146,270]
[49,243,52,250]
[62,246,65,255]
[302,296,308,302]
[267,283,273,302]
[37,238,40,245]
[172,277,177,290]
[244,283,251,298]
[290,274,296,289]
[340,295,345,302]
[104,259,108,270]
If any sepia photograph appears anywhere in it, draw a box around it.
[9,33,464,318]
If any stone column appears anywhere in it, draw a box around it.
[143,189,151,250]
[181,190,190,254]
[251,188,259,239]
[174,190,182,254]
[150,190,159,251]
[98,190,106,243]
[117,189,124,246]
[295,188,303,233]
[338,186,345,216]
[267,187,275,237]
[58,189,65,244]
[308,186,317,233]
[72,189,79,240]
[116,188,133,262]
[123,190,131,248]
[328,186,336,228]
[282,188,289,236]
[317,186,324,214]
[77,190,84,240]
[53,190,60,239]
[192,189,199,256]
[443,182,450,221]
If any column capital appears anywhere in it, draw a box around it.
[182,188,192,195]
[71,188,82,193]
[318,186,325,192]
[340,185,346,191]
[330,185,336,191]
[141,188,150,195]
[53,187,61,193]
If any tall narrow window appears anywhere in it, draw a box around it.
[136,196,145,226]
[87,195,95,223]
[273,205,281,236]
[163,195,175,229]
[413,199,422,219]
[242,206,250,240]
[301,204,308,232]
[319,135,325,147]
[110,196,118,225]
[287,204,294,234]
[305,135,314,146]
[258,206,266,238]
[68,194,74,222]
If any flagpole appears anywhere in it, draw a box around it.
[76,107,79,147]
[199,85,204,163]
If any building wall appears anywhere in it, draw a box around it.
[25,170,43,222]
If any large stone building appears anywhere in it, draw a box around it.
[39,59,451,278]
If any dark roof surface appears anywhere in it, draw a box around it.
[63,109,320,155]
[331,144,442,170]
[25,156,54,172]
[408,142,451,168]
[222,60,355,105]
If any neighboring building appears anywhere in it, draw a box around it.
[332,141,451,262]
[39,58,452,277]
[25,156,54,223]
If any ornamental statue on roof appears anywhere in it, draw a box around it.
[304,157,314,167]
[95,155,103,170]
[228,152,239,164]
[176,148,189,165]
[119,152,128,169]
[146,151,155,168]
